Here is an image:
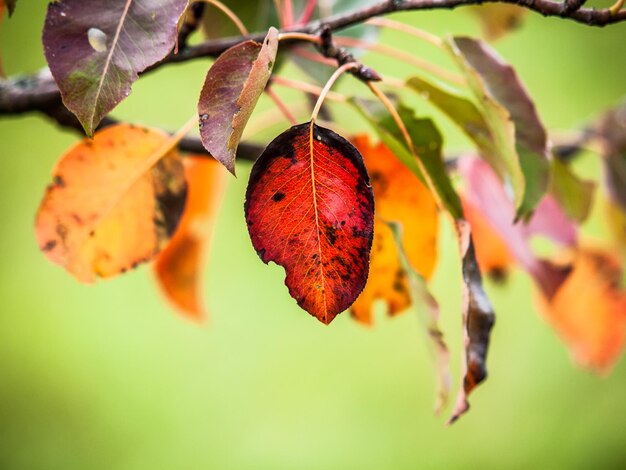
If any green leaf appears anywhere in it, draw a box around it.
[351,98,464,220]
[451,37,550,220]
[550,159,595,223]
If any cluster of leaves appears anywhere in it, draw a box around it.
[4,0,626,424]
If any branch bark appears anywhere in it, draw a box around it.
[1,0,624,148]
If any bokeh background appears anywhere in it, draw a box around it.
[1,1,626,468]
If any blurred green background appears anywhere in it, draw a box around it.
[2,1,626,469]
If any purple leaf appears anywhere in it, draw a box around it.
[43,0,188,136]
[198,28,279,175]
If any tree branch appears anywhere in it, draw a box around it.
[1,0,624,141]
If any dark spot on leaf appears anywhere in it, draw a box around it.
[272,191,285,202]
[42,240,57,251]
[53,175,66,188]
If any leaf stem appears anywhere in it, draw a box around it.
[278,32,321,44]
[284,0,295,27]
[265,86,298,125]
[610,0,625,15]
[335,36,464,86]
[195,0,249,36]
[311,62,357,123]
[271,76,346,102]
[366,18,443,47]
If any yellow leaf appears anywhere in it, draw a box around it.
[154,156,228,322]
[351,135,438,324]
[35,124,186,282]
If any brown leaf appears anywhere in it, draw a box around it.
[449,220,496,425]
[154,156,229,322]
[35,124,187,282]
[198,27,279,174]
[350,135,439,324]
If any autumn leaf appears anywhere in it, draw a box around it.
[538,248,626,372]
[198,27,279,175]
[596,100,626,212]
[469,4,527,41]
[35,124,187,282]
[154,156,228,322]
[449,220,495,425]
[42,0,188,136]
[350,135,439,324]
[386,220,450,415]
[245,122,374,324]
[462,199,514,280]
[451,36,550,219]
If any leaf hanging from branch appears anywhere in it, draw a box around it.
[350,135,439,324]
[154,156,229,322]
[468,4,527,41]
[245,122,374,324]
[35,124,187,282]
[42,0,188,136]
[198,27,279,175]
[449,220,496,425]
[451,36,550,219]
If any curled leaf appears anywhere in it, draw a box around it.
[154,156,229,322]
[245,122,374,324]
[351,135,439,324]
[449,220,495,425]
[550,159,595,223]
[386,221,450,415]
[42,0,188,136]
[198,27,279,174]
[35,124,187,282]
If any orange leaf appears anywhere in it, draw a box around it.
[351,135,439,324]
[462,198,514,280]
[35,124,187,282]
[154,156,228,322]
[539,248,626,372]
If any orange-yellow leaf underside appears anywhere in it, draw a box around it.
[351,135,439,324]
[154,156,228,322]
[35,124,187,282]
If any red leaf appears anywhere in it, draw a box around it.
[245,122,374,324]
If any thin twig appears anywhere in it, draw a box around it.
[265,86,298,125]
[366,17,442,47]
[296,0,318,25]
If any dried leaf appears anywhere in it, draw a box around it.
[386,221,450,414]
[449,220,495,424]
[538,248,626,372]
[469,4,527,41]
[597,101,626,211]
[35,124,187,282]
[42,0,188,136]
[451,37,550,218]
[245,122,374,324]
[351,135,438,324]
[154,156,228,322]
[198,27,279,175]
